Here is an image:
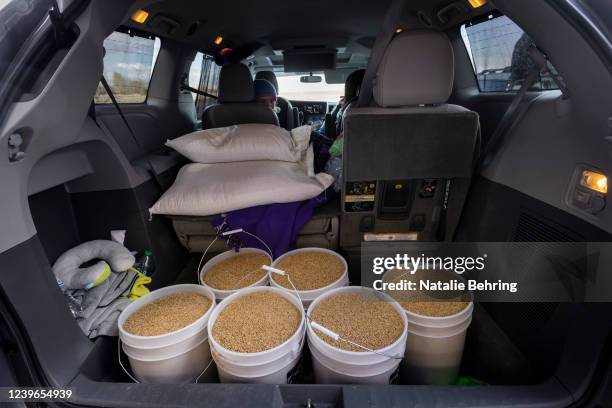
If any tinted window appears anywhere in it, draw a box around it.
[461,15,559,92]
[188,52,221,118]
[94,31,161,104]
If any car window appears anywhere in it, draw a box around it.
[94,31,161,104]
[188,52,221,118]
[276,74,345,102]
[461,14,559,92]
[0,0,16,13]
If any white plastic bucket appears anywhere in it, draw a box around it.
[117,284,216,383]
[270,247,349,307]
[215,345,303,384]
[401,295,474,385]
[207,286,306,383]
[306,286,408,384]
[200,248,272,301]
[309,340,400,385]
[123,336,216,383]
[121,323,207,360]
[119,284,215,348]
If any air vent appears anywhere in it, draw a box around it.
[513,212,575,242]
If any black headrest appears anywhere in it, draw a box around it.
[218,63,255,103]
[345,69,366,100]
[255,71,279,93]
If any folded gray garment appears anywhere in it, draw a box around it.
[71,270,139,338]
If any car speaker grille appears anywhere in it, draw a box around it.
[513,212,575,242]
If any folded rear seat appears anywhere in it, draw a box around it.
[168,195,340,253]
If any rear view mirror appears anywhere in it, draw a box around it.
[300,75,322,83]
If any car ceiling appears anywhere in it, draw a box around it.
[125,0,494,71]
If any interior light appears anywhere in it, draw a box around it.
[130,9,149,24]
[214,35,224,45]
[580,170,608,194]
[467,0,487,8]
[395,27,403,33]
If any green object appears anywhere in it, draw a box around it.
[144,249,153,256]
[455,376,488,386]
[329,135,344,157]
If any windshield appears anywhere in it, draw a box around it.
[276,74,345,102]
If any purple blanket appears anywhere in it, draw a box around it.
[211,193,328,258]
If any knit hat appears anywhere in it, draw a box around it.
[254,79,277,101]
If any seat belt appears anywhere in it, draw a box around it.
[479,45,549,169]
[180,74,218,99]
[356,0,405,107]
[99,75,165,191]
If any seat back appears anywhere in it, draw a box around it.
[293,107,301,127]
[341,30,480,246]
[334,69,366,136]
[255,70,295,130]
[202,63,279,129]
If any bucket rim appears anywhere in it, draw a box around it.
[199,248,273,293]
[215,347,302,380]
[122,334,209,362]
[382,268,474,322]
[208,286,306,359]
[310,340,401,379]
[306,286,408,358]
[402,300,474,323]
[269,247,349,295]
[406,315,473,338]
[119,284,216,343]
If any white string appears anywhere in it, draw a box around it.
[198,228,274,289]
[264,266,403,361]
[117,337,140,383]
[197,236,218,284]
[240,230,273,258]
[307,312,403,360]
[231,266,268,290]
[194,355,215,383]
[117,337,215,383]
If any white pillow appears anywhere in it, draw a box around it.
[166,124,312,164]
[150,161,333,217]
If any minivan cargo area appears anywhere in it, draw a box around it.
[0,0,611,407]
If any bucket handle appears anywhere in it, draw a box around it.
[289,323,308,359]
[117,337,214,384]
[197,228,274,284]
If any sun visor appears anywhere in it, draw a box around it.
[283,49,337,72]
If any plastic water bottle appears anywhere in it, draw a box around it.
[136,249,156,276]
[56,277,83,318]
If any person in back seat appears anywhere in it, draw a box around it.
[254,79,280,114]
[255,71,295,130]
[201,63,280,129]
[254,77,333,175]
